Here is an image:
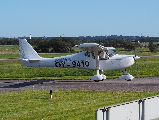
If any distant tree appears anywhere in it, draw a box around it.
[141,37,159,43]
[34,40,50,53]
[104,40,120,48]
[134,42,140,49]
[27,38,43,46]
[0,38,19,45]
[121,42,135,51]
[148,42,158,53]
[62,37,75,47]
[34,37,74,53]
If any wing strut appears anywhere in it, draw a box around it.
[94,46,99,70]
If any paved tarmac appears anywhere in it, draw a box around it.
[0,77,159,93]
[0,58,20,61]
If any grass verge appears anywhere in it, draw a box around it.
[0,90,159,120]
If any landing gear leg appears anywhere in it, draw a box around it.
[89,70,106,82]
[99,70,106,80]
[119,69,134,81]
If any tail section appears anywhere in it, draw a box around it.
[19,39,41,65]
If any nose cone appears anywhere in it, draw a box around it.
[134,56,140,60]
[121,56,134,69]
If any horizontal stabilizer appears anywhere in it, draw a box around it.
[21,59,40,62]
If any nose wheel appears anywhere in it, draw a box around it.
[119,69,134,81]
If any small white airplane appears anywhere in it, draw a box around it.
[19,39,140,82]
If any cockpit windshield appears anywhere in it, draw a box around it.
[106,49,116,57]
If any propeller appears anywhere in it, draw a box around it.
[133,50,140,75]
[134,50,137,75]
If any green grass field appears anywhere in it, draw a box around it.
[0,57,159,79]
[0,90,159,120]
[0,45,19,52]
[0,54,159,79]
[116,47,159,56]
[0,45,159,119]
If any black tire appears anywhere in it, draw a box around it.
[94,80,99,82]
[127,79,131,81]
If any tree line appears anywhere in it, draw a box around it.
[0,37,159,53]
[34,37,75,53]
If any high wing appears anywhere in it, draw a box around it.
[75,43,115,52]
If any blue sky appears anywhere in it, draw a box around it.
[0,0,159,37]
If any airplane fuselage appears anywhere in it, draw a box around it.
[21,51,134,70]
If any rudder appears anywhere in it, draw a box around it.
[19,39,41,60]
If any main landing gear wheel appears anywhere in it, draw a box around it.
[94,80,99,82]
[127,79,131,81]
[89,70,106,82]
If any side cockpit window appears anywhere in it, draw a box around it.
[99,51,109,60]
[84,51,90,57]
[84,51,95,59]
[84,49,116,60]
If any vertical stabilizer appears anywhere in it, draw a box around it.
[19,39,41,60]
